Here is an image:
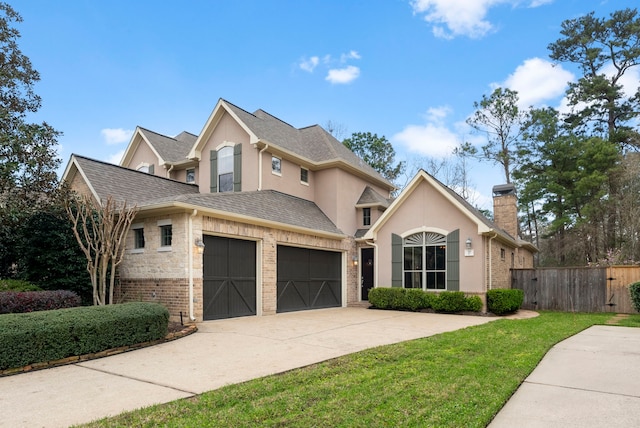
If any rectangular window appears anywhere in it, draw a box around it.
[363,207,371,226]
[133,228,145,249]
[272,156,281,175]
[160,225,172,247]
[500,248,506,260]
[218,146,234,192]
[300,167,308,184]
[186,168,195,184]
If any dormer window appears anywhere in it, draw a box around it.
[272,156,282,175]
[136,163,153,174]
[363,208,371,226]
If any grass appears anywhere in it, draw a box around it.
[79,312,615,428]
[616,314,640,327]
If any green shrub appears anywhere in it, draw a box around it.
[487,289,524,315]
[464,295,483,312]
[0,290,80,314]
[404,288,430,311]
[0,302,169,370]
[431,291,468,313]
[630,282,640,313]
[0,279,41,292]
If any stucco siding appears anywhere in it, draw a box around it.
[261,151,314,200]
[125,137,160,175]
[373,180,485,293]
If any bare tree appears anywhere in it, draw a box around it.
[65,194,138,305]
[324,120,349,141]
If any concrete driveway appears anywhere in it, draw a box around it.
[0,307,499,428]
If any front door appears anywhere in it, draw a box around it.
[361,248,374,300]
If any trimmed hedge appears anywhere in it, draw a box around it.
[0,279,41,292]
[0,302,169,370]
[0,290,80,314]
[368,287,481,313]
[630,282,640,313]
[486,289,524,315]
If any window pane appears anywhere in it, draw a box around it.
[435,246,446,270]
[186,169,195,183]
[300,168,308,183]
[218,146,233,174]
[404,272,422,289]
[134,229,145,249]
[436,272,446,289]
[219,172,233,192]
[363,208,371,226]
[272,156,281,173]
[426,271,436,289]
[161,225,172,247]
[426,246,435,270]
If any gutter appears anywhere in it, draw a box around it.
[188,209,198,321]
[257,144,269,191]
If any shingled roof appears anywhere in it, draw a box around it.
[68,155,199,204]
[356,186,391,208]
[221,100,392,187]
[138,128,194,164]
[143,191,344,236]
[65,155,343,237]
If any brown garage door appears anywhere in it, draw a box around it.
[203,235,256,320]
[277,246,342,313]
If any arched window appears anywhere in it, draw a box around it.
[403,232,446,290]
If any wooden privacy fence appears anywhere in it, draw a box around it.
[511,266,639,314]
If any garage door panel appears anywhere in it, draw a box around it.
[203,236,256,320]
[277,246,341,313]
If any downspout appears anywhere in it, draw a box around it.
[188,209,198,321]
[257,144,269,191]
[166,164,174,179]
[488,232,498,291]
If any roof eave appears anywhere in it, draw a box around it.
[137,201,347,240]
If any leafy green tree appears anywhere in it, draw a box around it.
[343,132,405,185]
[0,3,61,276]
[548,7,640,148]
[16,204,92,304]
[463,87,526,184]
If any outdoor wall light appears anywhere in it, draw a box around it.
[352,254,359,266]
[195,238,206,254]
[466,237,472,249]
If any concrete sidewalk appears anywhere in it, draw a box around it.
[489,325,640,428]
[0,307,500,428]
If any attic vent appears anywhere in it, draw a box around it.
[492,184,516,196]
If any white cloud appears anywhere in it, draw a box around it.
[106,149,125,165]
[101,128,133,145]
[502,57,574,108]
[340,50,361,62]
[326,65,360,84]
[299,56,319,72]
[411,0,551,39]
[393,106,462,157]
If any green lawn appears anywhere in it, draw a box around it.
[616,314,640,327]
[79,312,615,428]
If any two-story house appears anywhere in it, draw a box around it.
[62,98,536,322]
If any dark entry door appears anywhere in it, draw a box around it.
[203,235,256,320]
[361,248,374,300]
[277,246,342,313]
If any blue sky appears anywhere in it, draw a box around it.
[14,0,638,209]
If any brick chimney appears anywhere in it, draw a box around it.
[492,184,518,238]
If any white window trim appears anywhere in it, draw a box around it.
[131,223,145,253]
[157,220,172,251]
[186,168,196,184]
[402,231,447,291]
[300,166,309,185]
[214,141,236,151]
[272,156,282,176]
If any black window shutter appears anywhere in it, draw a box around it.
[392,233,402,288]
[447,229,460,291]
[148,164,154,175]
[210,150,218,193]
[233,144,242,192]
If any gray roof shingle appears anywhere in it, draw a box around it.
[138,127,194,164]
[71,155,342,236]
[72,155,199,204]
[357,186,391,208]
[222,100,392,186]
[143,190,344,236]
